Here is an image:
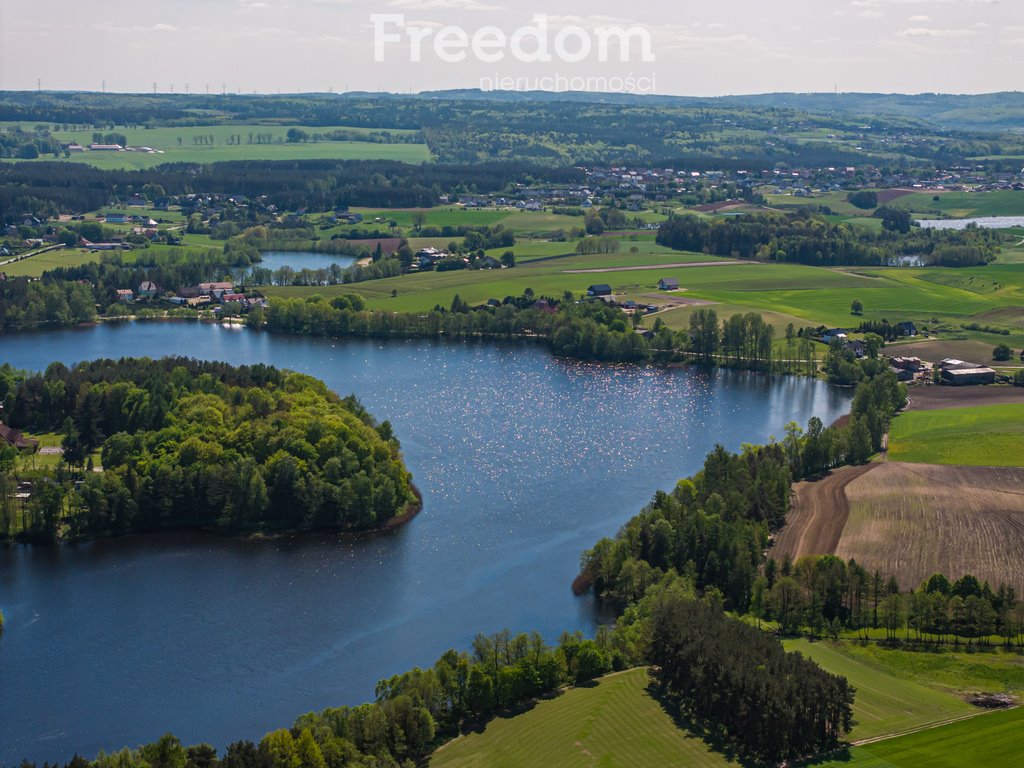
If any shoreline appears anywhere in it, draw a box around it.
[1,483,425,548]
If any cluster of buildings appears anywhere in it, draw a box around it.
[937,358,998,386]
[888,356,999,386]
[113,280,264,313]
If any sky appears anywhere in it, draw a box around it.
[1,0,1022,96]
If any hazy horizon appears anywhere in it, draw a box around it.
[1,1,1021,97]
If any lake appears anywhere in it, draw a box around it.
[916,216,1024,230]
[0,323,852,764]
[256,251,357,272]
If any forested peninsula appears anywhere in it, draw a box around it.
[0,358,415,542]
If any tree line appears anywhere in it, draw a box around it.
[259,292,665,364]
[657,211,1002,267]
[756,555,1024,648]
[1,358,414,542]
[0,159,584,220]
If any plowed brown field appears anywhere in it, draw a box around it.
[774,462,1024,590]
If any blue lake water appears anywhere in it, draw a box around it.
[256,251,357,272]
[0,323,852,764]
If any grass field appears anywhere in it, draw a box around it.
[260,251,1024,344]
[430,668,738,768]
[888,404,1024,466]
[782,640,975,742]
[807,705,1024,768]
[1,123,430,168]
[888,190,1024,219]
[1,248,103,276]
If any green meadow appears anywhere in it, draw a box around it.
[888,404,1024,466]
[807,706,1024,768]
[889,189,1024,219]
[430,668,738,768]
[430,640,1020,768]
[783,640,976,742]
[1,122,430,168]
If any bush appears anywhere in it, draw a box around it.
[993,343,1013,361]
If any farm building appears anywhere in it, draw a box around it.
[890,367,915,382]
[658,278,680,291]
[939,358,981,371]
[941,367,996,386]
[587,284,612,297]
[890,356,923,371]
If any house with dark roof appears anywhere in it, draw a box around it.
[0,424,39,452]
[658,278,680,291]
[587,284,612,297]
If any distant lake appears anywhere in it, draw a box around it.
[256,251,357,272]
[917,216,1024,230]
[0,323,852,764]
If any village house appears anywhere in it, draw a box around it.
[104,213,128,224]
[115,289,134,303]
[138,281,160,298]
[894,321,919,337]
[0,424,39,452]
[658,277,680,291]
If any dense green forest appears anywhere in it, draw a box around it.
[649,592,853,762]
[0,159,583,218]
[656,212,1003,267]
[0,358,414,541]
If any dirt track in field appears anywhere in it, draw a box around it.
[562,260,746,274]
[775,462,1024,590]
[773,464,878,560]
[904,386,1024,412]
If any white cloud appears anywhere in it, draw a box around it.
[909,15,930,21]
[91,22,179,33]
[898,27,980,38]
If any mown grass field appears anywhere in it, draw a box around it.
[1,123,430,168]
[806,705,1024,768]
[888,404,1024,466]
[430,668,738,768]
[782,640,975,742]
[1,248,101,277]
[430,642,1019,768]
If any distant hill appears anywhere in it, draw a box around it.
[415,90,1024,132]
